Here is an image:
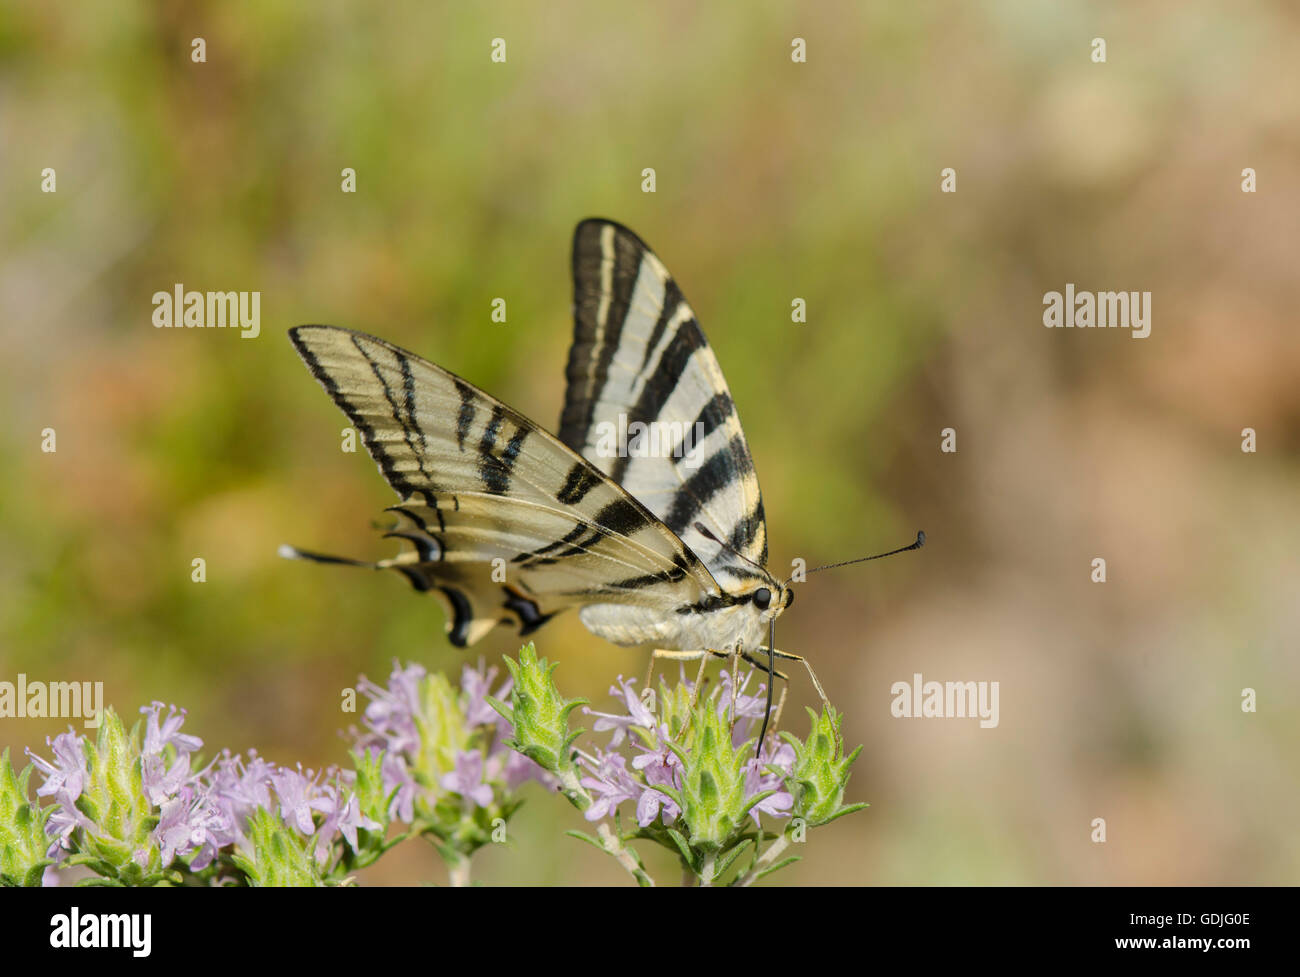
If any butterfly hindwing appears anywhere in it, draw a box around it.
[288,325,722,646]
[560,219,768,587]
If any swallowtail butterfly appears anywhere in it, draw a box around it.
[284,219,922,731]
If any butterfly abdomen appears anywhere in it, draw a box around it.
[579,599,764,654]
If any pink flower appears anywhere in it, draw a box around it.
[583,676,655,747]
[141,702,203,758]
[440,750,494,807]
[27,730,86,804]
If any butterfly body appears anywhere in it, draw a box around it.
[577,585,780,653]
[287,219,793,660]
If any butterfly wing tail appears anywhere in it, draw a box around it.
[278,544,377,568]
[278,539,556,648]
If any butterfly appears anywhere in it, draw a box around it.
[284,219,922,736]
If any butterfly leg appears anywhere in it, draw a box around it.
[641,653,659,706]
[727,646,743,717]
[767,647,830,709]
[688,654,712,707]
[735,649,790,683]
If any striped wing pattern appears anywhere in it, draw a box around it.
[288,325,721,646]
[560,220,768,587]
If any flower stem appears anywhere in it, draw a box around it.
[555,766,592,813]
[447,854,472,887]
[698,853,717,887]
[597,824,655,887]
[734,833,791,887]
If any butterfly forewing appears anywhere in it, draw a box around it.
[560,220,768,586]
[288,325,721,646]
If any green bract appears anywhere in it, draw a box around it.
[781,706,867,827]
[230,807,328,887]
[66,709,177,886]
[349,747,392,833]
[491,643,587,780]
[409,672,470,794]
[671,701,751,852]
[0,749,53,887]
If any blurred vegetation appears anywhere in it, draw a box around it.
[1,1,1297,884]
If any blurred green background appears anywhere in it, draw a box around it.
[2,1,1298,884]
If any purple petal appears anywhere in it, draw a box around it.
[27,731,87,803]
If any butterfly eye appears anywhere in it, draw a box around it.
[752,587,772,610]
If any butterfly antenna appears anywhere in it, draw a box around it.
[784,530,926,587]
[692,522,768,577]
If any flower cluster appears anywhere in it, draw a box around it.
[4,661,557,887]
[495,643,866,886]
[26,704,215,885]
[18,703,385,886]
[350,660,553,878]
[206,750,386,884]
[579,670,795,832]
[3,646,865,887]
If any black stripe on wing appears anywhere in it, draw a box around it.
[661,434,754,537]
[291,331,422,498]
[560,219,646,451]
[606,317,705,486]
[556,220,769,571]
